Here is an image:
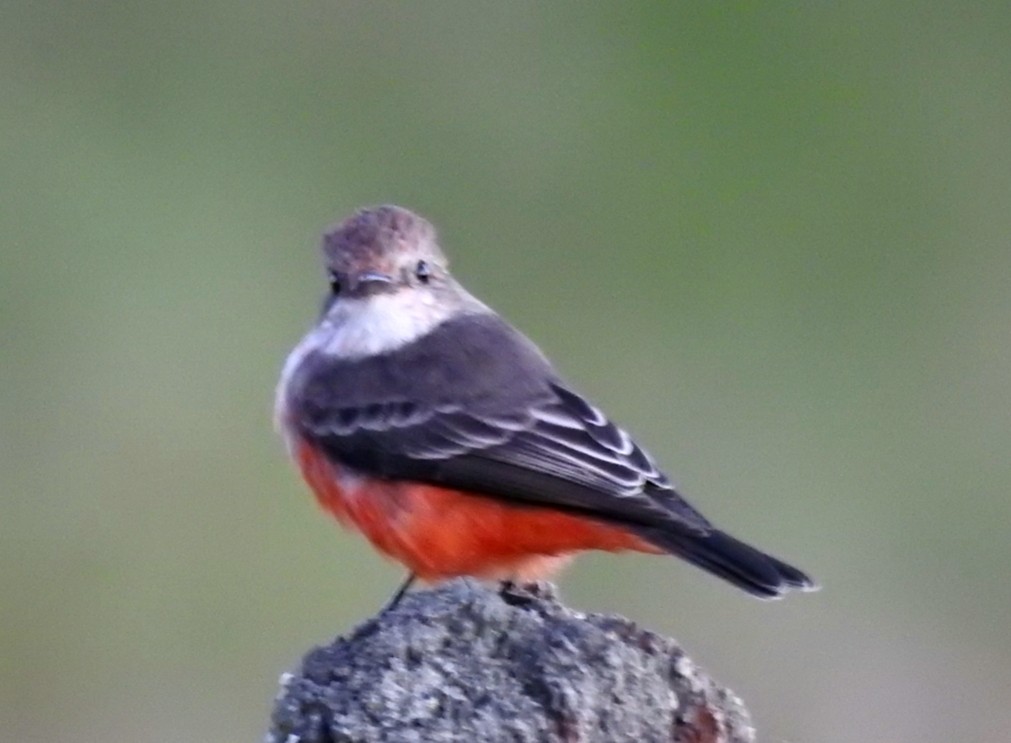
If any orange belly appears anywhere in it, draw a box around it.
[294,439,660,581]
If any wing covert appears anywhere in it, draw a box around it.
[297,379,711,535]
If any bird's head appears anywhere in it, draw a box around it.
[309,205,485,359]
[323,205,449,301]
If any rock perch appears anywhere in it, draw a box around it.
[267,579,755,743]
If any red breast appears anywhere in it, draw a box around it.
[294,439,661,581]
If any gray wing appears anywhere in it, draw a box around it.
[297,374,712,535]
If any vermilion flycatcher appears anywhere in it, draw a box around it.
[276,205,816,602]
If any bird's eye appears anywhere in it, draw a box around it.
[415,260,432,283]
[328,271,342,294]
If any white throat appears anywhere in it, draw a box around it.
[322,291,457,359]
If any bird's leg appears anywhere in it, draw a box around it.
[498,578,538,607]
[382,573,417,613]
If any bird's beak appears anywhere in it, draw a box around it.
[351,269,396,296]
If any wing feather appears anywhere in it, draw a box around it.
[298,379,710,535]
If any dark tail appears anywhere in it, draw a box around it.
[641,527,818,599]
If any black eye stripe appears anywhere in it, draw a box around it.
[328,270,342,294]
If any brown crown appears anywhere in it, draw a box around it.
[322,205,439,271]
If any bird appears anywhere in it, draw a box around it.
[275,205,816,606]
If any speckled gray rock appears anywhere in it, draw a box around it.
[266,579,755,743]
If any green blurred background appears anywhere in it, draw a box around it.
[3,3,1010,741]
